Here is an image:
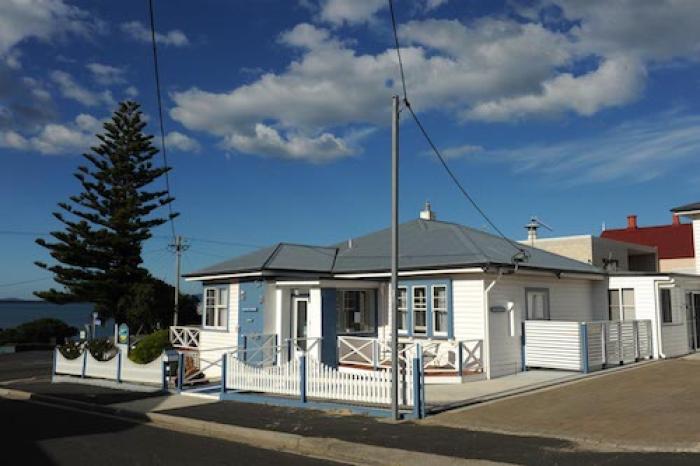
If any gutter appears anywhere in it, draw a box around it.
[483,267,505,380]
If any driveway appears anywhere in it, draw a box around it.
[425,356,700,451]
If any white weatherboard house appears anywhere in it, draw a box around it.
[172,205,643,386]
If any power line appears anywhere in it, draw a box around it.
[148,0,176,240]
[386,0,527,261]
[0,277,52,288]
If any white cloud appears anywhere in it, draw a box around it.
[86,62,126,86]
[120,21,189,47]
[424,0,448,11]
[318,0,385,25]
[124,86,139,98]
[171,3,700,162]
[490,112,700,184]
[50,70,115,107]
[0,0,94,66]
[432,143,483,160]
[224,124,352,162]
[0,113,101,155]
[464,57,646,121]
[165,131,201,153]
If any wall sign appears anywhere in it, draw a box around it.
[118,323,129,344]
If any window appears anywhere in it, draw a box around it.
[336,290,376,334]
[397,287,408,331]
[661,288,673,323]
[203,287,228,329]
[609,289,635,321]
[432,285,448,334]
[526,289,549,320]
[413,287,427,334]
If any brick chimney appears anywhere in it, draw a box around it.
[627,215,638,229]
[673,213,681,226]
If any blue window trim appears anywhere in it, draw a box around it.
[202,284,230,332]
[398,279,453,339]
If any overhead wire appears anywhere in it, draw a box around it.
[148,0,177,240]
[386,0,528,262]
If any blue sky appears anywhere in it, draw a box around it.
[1,0,700,298]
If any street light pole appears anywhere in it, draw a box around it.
[390,95,400,420]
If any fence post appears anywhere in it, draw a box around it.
[580,323,589,373]
[243,336,248,363]
[116,350,122,383]
[373,339,379,370]
[618,321,623,364]
[634,320,640,361]
[51,348,58,379]
[221,353,227,395]
[177,352,184,393]
[601,322,608,368]
[457,341,463,376]
[299,353,307,403]
[162,360,168,391]
[287,339,292,363]
[81,348,87,378]
[412,356,421,419]
[521,322,527,372]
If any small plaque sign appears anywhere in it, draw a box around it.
[118,323,129,344]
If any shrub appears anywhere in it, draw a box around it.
[0,318,77,345]
[129,329,170,364]
[87,338,117,361]
[58,340,83,359]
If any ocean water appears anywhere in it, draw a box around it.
[0,301,113,337]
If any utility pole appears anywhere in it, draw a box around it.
[391,95,400,420]
[170,235,189,326]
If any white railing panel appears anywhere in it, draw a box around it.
[170,326,201,349]
[121,356,163,385]
[524,321,582,371]
[54,349,84,376]
[84,352,119,379]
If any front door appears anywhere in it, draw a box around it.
[292,297,309,356]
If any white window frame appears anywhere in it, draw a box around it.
[203,286,228,330]
[431,285,448,336]
[397,287,408,333]
[525,288,550,320]
[609,288,635,321]
[412,286,427,335]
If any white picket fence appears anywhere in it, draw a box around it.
[226,357,300,396]
[226,352,415,407]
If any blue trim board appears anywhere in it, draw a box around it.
[321,288,338,367]
[238,280,266,359]
[398,279,453,339]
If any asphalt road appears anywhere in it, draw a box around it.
[2,397,345,466]
[0,350,52,383]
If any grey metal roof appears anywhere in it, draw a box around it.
[332,219,601,274]
[185,219,603,278]
[671,202,700,213]
[183,243,337,277]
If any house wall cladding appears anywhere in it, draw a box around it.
[488,274,603,378]
[198,282,240,378]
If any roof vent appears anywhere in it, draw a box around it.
[420,201,436,220]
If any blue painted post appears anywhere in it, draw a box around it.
[51,348,57,378]
[457,342,464,376]
[521,321,527,372]
[177,352,184,393]
[580,323,590,374]
[243,336,248,363]
[221,354,227,395]
[274,334,279,366]
[299,353,307,403]
[412,357,421,419]
[287,339,292,363]
[116,351,122,383]
[81,348,87,378]
[162,361,168,391]
[418,344,425,419]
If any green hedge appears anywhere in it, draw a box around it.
[129,329,170,364]
[87,338,117,361]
